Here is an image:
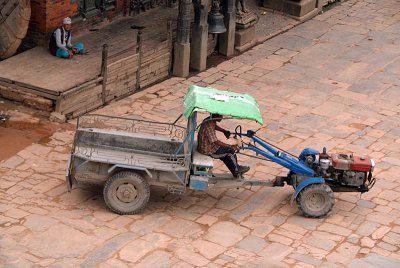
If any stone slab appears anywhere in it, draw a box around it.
[204,221,250,247]
[235,26,256,47]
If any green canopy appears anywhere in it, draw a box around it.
[183,85,264,125]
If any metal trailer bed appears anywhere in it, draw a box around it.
[67,114,194,213]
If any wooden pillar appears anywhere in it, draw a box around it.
[136,30,143,90]
[101,44,108,104]
[190,0,210,72]
[219,0,235,56]
[167,20,174,77]
[173,0,192,77]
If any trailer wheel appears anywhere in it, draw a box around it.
[103,171,150,215]
[296,183,334,218]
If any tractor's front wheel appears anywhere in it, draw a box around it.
[296,183,334,218]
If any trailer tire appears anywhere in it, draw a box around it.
[103,171,150,215]
[296,183,334,218]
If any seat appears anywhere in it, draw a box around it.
[192,141,214,168]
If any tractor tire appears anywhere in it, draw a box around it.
[103,171,150,215]
[0,0,31,60]
[296,183,334,218]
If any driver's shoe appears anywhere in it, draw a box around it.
[233,166,250,178]
[238,165,250,175]
[273,176,285,187]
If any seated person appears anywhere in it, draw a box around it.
[49,17,86,59]
[197,114,250,177]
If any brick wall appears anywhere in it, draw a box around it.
[30,0,78,36]
[46,0,79,33]
[23,0,47,47]
[116,0,126,13]
[30,0,46,34]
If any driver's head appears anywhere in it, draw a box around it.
[211,113,223,122]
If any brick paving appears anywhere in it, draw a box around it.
[1,0,400,267]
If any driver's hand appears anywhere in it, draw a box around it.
[224,130,230,139]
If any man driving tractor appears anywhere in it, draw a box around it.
[197,114,250,177]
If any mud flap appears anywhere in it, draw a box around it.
[189,176,209,190]
[290,177,325,206]
[66,155,73,192]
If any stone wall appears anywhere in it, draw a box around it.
[140,40,171,88]
[106,54,139,102]
[0,81,53,112]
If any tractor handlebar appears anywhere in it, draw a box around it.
[233,125,257,138]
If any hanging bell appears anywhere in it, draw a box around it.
[208,1,226,34]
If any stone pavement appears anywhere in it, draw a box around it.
[1,0,400,267]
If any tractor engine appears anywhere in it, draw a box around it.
[318,149,375,188]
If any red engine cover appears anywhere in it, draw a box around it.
[331,154,372,172]
[352,155,372,172]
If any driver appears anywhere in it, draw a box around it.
[197,114,250,178]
